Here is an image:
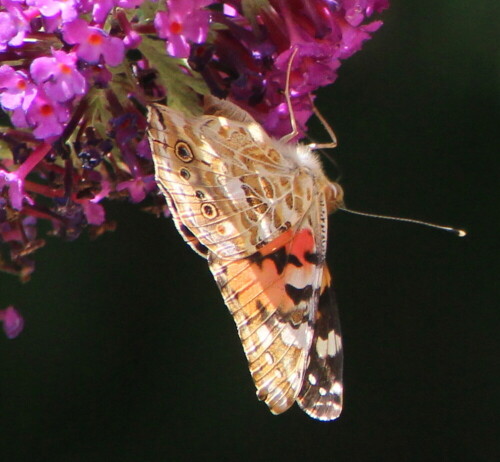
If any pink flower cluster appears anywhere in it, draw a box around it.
[200,0,389,137]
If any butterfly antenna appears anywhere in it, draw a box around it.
[338,205,467,237]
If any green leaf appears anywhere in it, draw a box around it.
[134,0,162,22]
[242,0,270,32]
[0,139,11,161]
[139,36,209,116]
[85,89,113,139]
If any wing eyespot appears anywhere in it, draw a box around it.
[175,141,194,163]
[180,168,191,180]
[195,190,205,199]
[201,202,218,219]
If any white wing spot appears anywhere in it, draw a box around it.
[256,325,273,350]
[264,352,274,365]
[308,373,317,386]
[327,330,342,357]
[316,337,328,358]
[289,372,301,391]
[217,116,229,129]
[332,381,343,395]
[319,387,327,396]
[248,122,265,143]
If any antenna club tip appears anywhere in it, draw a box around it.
[457,229,467,238]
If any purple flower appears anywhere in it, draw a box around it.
[0,169,25,210]
[25,91,70,139]
[200,0,389,138]
[62,18,125,66]
[81,200,105,225]
[344,0,389,26]
[0,5,30,51]
[337,18,383,59]
[154,0,211,58]
[115,174,156,203]
[116,177,148,203]
[81,64,112,87]
[79,179,110,225]
[0,306,24,339]
[0,65,37,111]
[30,50,87,102]
[0,143,51,209]
[91,0,146,24]
[26,0,79,24]
[261,95,315,141]
[136,137,151,160]
[0,65,73,139]
[116,9,142,49]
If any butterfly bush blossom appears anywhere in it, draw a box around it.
[0,0,388,337]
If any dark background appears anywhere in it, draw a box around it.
[1,2,498,461]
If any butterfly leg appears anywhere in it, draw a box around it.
[279,48,338,151]
[280,47,300,144]
[307,103,338,151]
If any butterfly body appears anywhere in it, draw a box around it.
[148,96,344,420]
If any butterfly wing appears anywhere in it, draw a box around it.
[148,98,343,419]
[296,264,343,420]
[148,102,313,261]
[209,193,343,418]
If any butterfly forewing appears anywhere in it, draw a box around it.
[148,102,314,261]
[147,96,343,420]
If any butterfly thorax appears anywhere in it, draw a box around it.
[270,137,344,214]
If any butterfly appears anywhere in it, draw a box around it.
[147,96,344,420]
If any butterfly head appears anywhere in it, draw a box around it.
[325,182,344,214]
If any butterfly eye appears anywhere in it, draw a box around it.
[180,168,190,180]
[175,141,194,162]
[201,202,218,219]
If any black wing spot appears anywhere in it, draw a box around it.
[267,247,289,275]
[180,224,195,239]
[195,241,209,256]
[305,251,322,266]
[285,284,313,305]
[287,254,303,267]
[248,245,304,275]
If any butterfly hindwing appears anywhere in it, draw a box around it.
[209,221,323,414]
[297,264,343,420]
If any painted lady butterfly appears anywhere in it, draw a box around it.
[147,96,344,420]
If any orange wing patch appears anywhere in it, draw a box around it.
[209,227,324,414]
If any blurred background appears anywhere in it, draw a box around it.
[1,1,497,461]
